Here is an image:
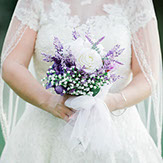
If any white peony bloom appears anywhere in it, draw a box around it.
[69,38,103,73]
[75,48,103,73]
[67,38,85,58]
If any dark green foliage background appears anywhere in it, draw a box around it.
[0,0,163,157]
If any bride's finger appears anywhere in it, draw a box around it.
[63,104,76,112]
[51,111,60,119]
[63,115,70,122]
[62,106,74,116]
[69,108,76,112]
[59,112,67,119]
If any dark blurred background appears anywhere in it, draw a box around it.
[0,0,163,157]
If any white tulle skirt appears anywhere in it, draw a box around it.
[0,101,163,163]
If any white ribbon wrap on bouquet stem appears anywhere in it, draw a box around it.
[58,85,123,155]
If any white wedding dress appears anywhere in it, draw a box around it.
[0,0,163,162]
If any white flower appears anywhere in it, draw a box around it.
[64,81,67,84]
[84,83,88,86]
[77,48,103,73]
[58,74,62,78]
[87,79,91,83]
[90,74,95,78]
[69,38,103,73]
[91,80,95,84]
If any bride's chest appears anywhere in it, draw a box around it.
[35,1,131,56]
[33,1,132,91]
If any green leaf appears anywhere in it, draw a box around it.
[92,87,100,97]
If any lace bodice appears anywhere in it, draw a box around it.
[30,0,132,93]
[1,1,163,162]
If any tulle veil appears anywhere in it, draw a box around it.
[0,0,162,155]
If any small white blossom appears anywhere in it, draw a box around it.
[86,88,90,91]
[83,92,86,95]
[88,92,93,96]
[91,80,95,84]
[58,74,62,79]
[101,76,104,80]
[88,79,91,83]
[84,83,88,87]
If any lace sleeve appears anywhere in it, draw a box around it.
[125,0,156,33]
[0,0,41,141]
[1,0,41,65]
[14,0,41,31]
[124,0,163,153]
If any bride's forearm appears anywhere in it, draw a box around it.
[105,72,152,111]
[2,59,58,112]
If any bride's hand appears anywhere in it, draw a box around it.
[41,94,75,122]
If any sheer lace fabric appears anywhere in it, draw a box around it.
[0,0,163,162]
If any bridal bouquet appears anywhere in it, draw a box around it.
[41,30,124,156]
[41,30,124,97]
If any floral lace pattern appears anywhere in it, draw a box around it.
[34,0,132,93]
[0,0,163,162]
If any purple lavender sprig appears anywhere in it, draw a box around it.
[93,36,105,47]
[72,29,81,40]
[53,37,64,54]
[85,34,94,45]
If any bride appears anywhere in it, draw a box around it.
[0,0,163,162]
